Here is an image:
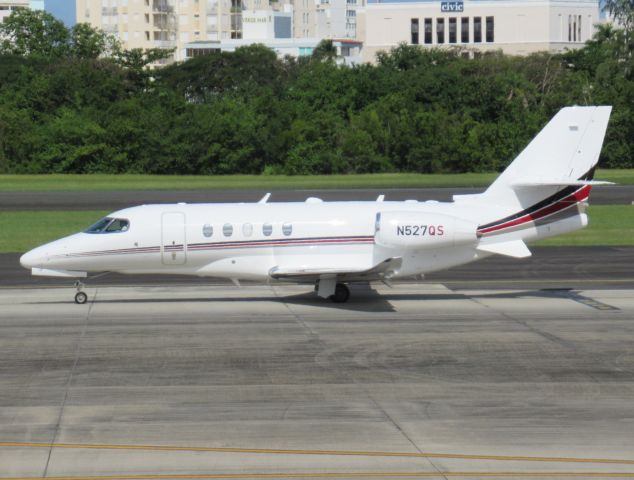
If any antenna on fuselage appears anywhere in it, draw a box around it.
[258,193,271,204]
[376,194,385,202]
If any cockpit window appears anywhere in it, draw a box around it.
[106,218,129,232]
[84,217,130,234]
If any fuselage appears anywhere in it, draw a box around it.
[19,196,587,282]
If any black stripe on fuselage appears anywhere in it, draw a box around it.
[478,166,594,231]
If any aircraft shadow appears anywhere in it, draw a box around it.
[27,287,586,313]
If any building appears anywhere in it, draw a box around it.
[75,0,299,63]
[313,0,365,39]
[76,0,214,63]
[186,37,363,63]
[75,0,364,64]
[362,0,600,62]
[1,1,76,25]
[1,1,29,22]
[186,1,362,64]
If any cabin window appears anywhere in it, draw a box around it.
[84,217,129,234]
[282,223,292,236]
[262,223,273,236]
[243,223,253,237]
[223,223,233,237]
[202,224,213,237]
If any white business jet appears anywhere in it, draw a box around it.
[21,106,612,304]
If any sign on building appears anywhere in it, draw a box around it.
[440,1,464,12]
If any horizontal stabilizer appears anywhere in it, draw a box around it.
[270,257,402,281]
[476,240,532,259]
[511,179,614,188]
[32,268,87,278]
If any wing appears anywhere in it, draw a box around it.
[269,257,402,283]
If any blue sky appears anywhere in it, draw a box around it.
[44,0,75,26]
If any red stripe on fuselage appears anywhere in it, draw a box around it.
[478,185,591,235]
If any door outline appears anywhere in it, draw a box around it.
[161,212,187,265]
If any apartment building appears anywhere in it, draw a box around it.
[76,0,300,61]
[75,0,365,63]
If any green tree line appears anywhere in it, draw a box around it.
[0,9,632,175]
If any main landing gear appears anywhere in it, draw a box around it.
[330,283,350,303]
[74,281,88,304]
[315,279,351,303]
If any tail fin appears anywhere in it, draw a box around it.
[482,106,612,205]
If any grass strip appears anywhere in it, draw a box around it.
[0,211,108,254]
[0,169,631,191]
[1,205,632,254]
[533,205,634,246]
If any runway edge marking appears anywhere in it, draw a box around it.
[4,471,634,479]
[1,442,634,465]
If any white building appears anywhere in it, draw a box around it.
[314,0,365,39]
[362,0,600,62]
[186,37,363,64]
[1,0,29,22]
[187,1,362,64]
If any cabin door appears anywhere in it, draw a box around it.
[161,212,187,265]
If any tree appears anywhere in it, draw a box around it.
[312,39,337,62]
[0,9,68,58]
[603,0,634,34]
[112,47,175,88]
[70,23,118,59]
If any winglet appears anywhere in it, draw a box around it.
[477,240,532,258]
[258,193,271,204]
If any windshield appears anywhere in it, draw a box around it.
[85,217,130,234]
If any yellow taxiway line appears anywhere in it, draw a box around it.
[1,441,634,465]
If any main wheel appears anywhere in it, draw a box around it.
[330,283,350,303]
[74,291,88,305]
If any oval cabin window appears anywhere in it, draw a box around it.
[282,223,292,236]
[223,223,233,237]
[262,223,273,236]
[243,223,253,237]
[202,224,213,238]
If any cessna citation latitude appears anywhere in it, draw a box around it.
[21,106,612,304]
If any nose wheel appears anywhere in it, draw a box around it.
[74,281,88,304]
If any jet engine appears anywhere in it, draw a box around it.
[374,211,478,249]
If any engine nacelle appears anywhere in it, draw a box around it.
[375,211,478,250]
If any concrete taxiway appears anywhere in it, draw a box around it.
[1,283,634,479]
[1,185,633,211]
[3,246,634,289]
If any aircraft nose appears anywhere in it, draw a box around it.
[20,248,44,269]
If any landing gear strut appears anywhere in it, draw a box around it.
[329,283,350,303]
[74,281,88,304]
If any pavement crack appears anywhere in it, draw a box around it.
[273,285,447,478]
[365,391,449,480]
[41,288,96,478]
[466,291,633,381]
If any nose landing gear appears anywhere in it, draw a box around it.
[74,281,88,304]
